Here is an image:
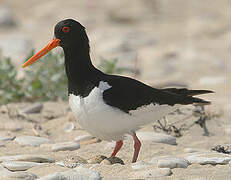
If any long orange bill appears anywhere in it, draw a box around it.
[22,38,61,68]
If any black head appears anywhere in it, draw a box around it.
[54,19,90,50]
[22,19,91,68]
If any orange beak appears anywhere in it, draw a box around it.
[22,38,61,68]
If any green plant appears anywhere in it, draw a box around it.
[98,57,128,74]
[0,52,129,104]
[23,51,67,101]
[0,51,67,104]
[0,56,25,104]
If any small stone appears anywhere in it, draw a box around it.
[63,155,87,168]
[100,159,111,165]
[51,141,80,152]
[101,156,124,165]
[131,161,152,170]
[21,103,43,114]
[136,132,177,145]
[63,122,75,132]
[15,136,51,146]
[87,155,107,164]
[157,157,189,169]
[186,155,231,165]
[55,161,65,167]
[130,168,172,178]
[79,137,101,145]
[2,161,45,171]
[37,166,101,180]
[0,165,36,179]
[0,136,15,142]
[0,155,55,163]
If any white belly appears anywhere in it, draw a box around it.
[69,82,178,141]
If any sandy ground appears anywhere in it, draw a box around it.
[0,0,231,179]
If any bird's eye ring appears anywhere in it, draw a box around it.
[62,27,70,33]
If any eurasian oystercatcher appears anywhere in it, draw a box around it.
[22,19,213,163]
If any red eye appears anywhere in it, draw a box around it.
[62,26,70,33]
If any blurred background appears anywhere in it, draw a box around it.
[0,0,230,110]
[0,1,231,178]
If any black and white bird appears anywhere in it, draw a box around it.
[22,19,213,163]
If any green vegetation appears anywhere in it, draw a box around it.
[0,57,25,104]
[0,51,126,104]
[98,57,128,74]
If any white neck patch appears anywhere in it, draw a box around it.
[98,81,112,91]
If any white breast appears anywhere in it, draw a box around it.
[69,81,178,141]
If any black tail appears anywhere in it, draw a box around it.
[162,88,214,97]
[161,88,213,105]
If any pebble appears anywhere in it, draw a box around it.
[51,141,80,152]
[0,164,37,179]
[87,155,107,164]
[15,136,51,146]
[186,155,231,165]
[130,168,172,178]
[63,122,75,132]
[37,166,101,180]
[136,132,177,145]
[79,137,101,145]
[2,161,46,171]
[101,156,124,165]
[131,161,152,170]
[0,155,55,163]
[21,102,43,114]
[63,155,87,168]
[157,157,189,169]
[0,136,15,142]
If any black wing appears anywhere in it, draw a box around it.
[102,75,211,113]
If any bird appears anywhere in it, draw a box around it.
[22,19,213,163]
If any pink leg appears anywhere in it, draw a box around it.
[111,140,123,157]
[132,133,141,163]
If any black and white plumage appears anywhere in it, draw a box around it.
[22,19,213,163]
